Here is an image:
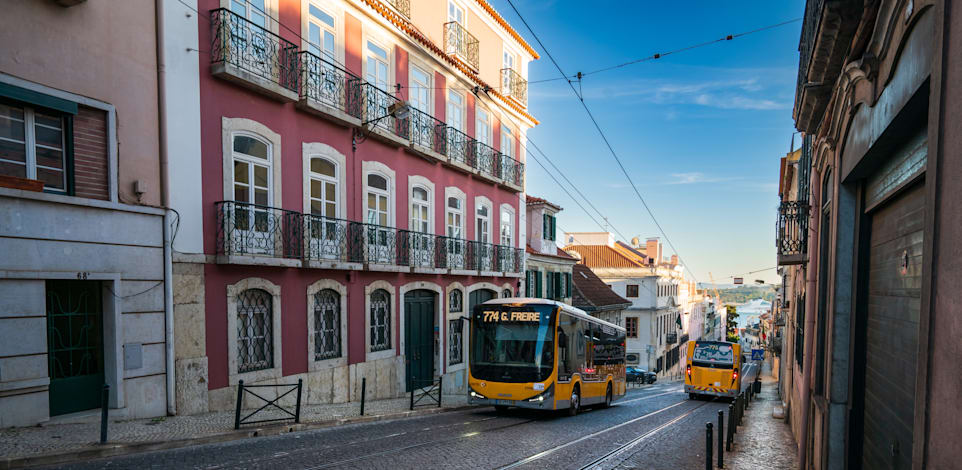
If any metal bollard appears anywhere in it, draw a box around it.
[295,378,303,424]
[234,380,244,430]
[705,422,713,470]
[360,377,367,415]
[717,410,725,468]
[727,404,735,450]
[410,384,415,411]
[99,384,110,444]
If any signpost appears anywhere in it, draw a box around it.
[733,277,743,285]
[751,349,764,361]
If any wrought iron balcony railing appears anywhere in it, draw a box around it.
[407,231,438,268]
[776,201,810,265]
[435,235,468,270]
[666,333,677,344]
[469,140,498,179]
[467,241,496,272]
[385,0,410,18]
[408,107,447,155]
[303,213,362,262]
[216,201,303,259]
[210,8,299,92]
[360,223,411,266]
[298,51,362,118]
[361,83,410,140]
[444,126,473,167]
[495,245,523,273]
[500,68,527,105]
[497,153,524,187]
[443,21,479,71]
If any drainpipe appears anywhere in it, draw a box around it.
[155,0,176,416]
[798,168,819,468]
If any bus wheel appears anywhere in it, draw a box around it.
[568,385,581,417]
[602,384,612,408]
[689,393,697,400]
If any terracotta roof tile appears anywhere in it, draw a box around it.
[525,243,577,260]
[525,195,562,211]
[564,245,646,268]
[571,264,631,312]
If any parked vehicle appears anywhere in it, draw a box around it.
[644,371,657,384]
[626,367,656,384]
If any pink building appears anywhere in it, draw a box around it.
[166,0,537,413]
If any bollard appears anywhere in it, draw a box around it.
[438,378,443,408]
[727,404,735,451]
[717,410,725,468]
[410,384,415,411]
[234,380,244,430]
[295,378,303,424]
[705,422,713,470]
[360,377,367,416]
[99,384,110,444]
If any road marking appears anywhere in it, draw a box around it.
[617,390,681,405]
[496,400,690,469]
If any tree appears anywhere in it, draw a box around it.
[725,304,739,339]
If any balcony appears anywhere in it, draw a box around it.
[666,333,677,344]
[443,127,475,173]
[297,51,362,126]
[408,107,447,163]
[776,201,810,265]
[210,8,299,102]
[497,153,524,190]
[469,140,499,183]
[444,22,479,71]
[501,68,527,106]
[216,201,523,275]
[384,0,409,18]
[361,83,410,146]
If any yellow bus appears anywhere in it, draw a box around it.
[684,340,742,400]
[467,299,627,415]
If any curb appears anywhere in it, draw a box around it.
[1,404,475,469]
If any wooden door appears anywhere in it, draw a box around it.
[404,290,435,392]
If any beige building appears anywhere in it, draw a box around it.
[523,196,576,303]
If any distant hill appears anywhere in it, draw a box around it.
[717,285,775,304]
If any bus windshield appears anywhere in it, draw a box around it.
[470,304,555,383]
[692,342,735,368]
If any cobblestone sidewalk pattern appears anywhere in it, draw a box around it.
[726,364,798,469]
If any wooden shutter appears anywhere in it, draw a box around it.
[535,270,543,297]
[545,271,553,299]
[543,214,548,239]
[565,272,572,297]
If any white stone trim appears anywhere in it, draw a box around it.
[473,195,492,242]
[219,0,280,35]
[302,142,347,218]
[305,278,348,372]
[466,282,500,299]
[226,277,283,385]
[364,280,396,362]
[499,202,516,248]
[407,175,435,233]
[221,117,283,207]
[445,281,466,318]
[399,281,444,374]
[500,282,515,297]
[445,280,469,373]
[361,161,397,227]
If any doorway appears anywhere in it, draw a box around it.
[46,280,105,416]
[468,288,496,313]
[404,289,436,392]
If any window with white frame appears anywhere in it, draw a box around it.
[312,288,341,360]
[476,108,491,146]
[365,41,389,92]
[500,208,512,246]
[409,65,431,115]
[232,133,272,208]
[476,202,490,243]
[449,288,463,312]
[231,0,268,28]
[501,288,512,298]
[366,173,389,226]
[370,288,391,352]
[309,157,337,219]
[447,90,464,132]
[447,0,465,25]
[306,2,335,60]
[0,103,68,193]
[237,288,274,372]
[446,196,464,240]
[501,125,514,159]
[411,186,430,233]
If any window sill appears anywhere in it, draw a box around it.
[229,366,283,386]
[308,355,347,372]
[366,348,395,363]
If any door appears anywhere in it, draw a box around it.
[231,134,273,255]
[404,290,435,392]
[308,156,340,259]
[468,289,496,312]
[46,280,105,416]
[860,180,923,469]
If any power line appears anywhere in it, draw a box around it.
[505,0,701,283]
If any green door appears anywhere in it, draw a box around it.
[404,290,435,392]
[46,280,105,416]
[468,289,496,312]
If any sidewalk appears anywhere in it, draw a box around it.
[726,363,798,469]
[0,393,468,469]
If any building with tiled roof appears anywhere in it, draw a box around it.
[571,264,631,327]
[523,196,575,304]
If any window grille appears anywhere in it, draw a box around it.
[502,289,512,298]
[237,289,273,373]
[370,289,391,352]
[449,289,463,312]
[313,289,341,360]
[448,319,462,365]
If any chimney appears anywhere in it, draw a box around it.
[670,254,678,266]
[646,238,660,265]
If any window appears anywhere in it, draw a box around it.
[476,108,491,146]
[365,41,389,91]
[366,173,389,226]
[626,284,639,298]
[476,202,490,243]
[500,125,514,159]
[502,288,512,298]
[231,0,267,28]
[502,49,516,93]
[500,209,512,246]
[0,103,69,193]
[447,90,464,132]
[410,65,431,114]
[233,133,272,207]
[370,289,391,352]
[448,319,463,365]
[309,157,337,219]
[307,3,335,60]
[411,186,430,233]
[447,196,463,239]
[312,288,341,360]
[448,1,465,25]
[449,288,463,312]
[237,288,274,372]
[543,213,556,241]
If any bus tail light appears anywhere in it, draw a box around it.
[686,365,691,379]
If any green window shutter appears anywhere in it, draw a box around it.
[525,270,532,296]
[536,271,543,297]
[550,215,557,241]
[546,271,553,299]
[565,272,572,297]
[543,214,548,238]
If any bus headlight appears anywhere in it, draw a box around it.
[469,388,485,399]
[526,384,554,402]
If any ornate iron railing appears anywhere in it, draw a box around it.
[385,0,410,18]
[496,245,523,273]
[303,213,361,262]
[436,235,467,270]
[796,0,824,108]
[497,153,524,186]
[443,21,479,70]
[408,107,447,155]
[298,51,362,118]
[500,68,527,105]
[666,333,677,344]
[469,140,498,178]
[358,222,411,266]
[408,231,438,268]
[361,83,410,140]
[216,201,303,258]
[210,8,299,92]
[776,201,810,264]
[467,241,495,272]
[444,126,473,167]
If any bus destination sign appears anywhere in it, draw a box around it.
[481,310,541,322]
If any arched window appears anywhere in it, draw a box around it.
[313,288,341,360]
[237,288,273,372]
[309,157,338,219]
[370,289,391,352]
[476,203,489,243]
[411,186,430,233]
[502,288,512,298]
[232,133,272,207]
[366,173,389,226]
[449,288,463,312]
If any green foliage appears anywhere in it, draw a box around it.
[725,304,739,336]
[726,333,740,343]
[717,285,775,304]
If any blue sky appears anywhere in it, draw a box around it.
[490,0,806,285]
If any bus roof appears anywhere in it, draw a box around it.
[481,297,626,332]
